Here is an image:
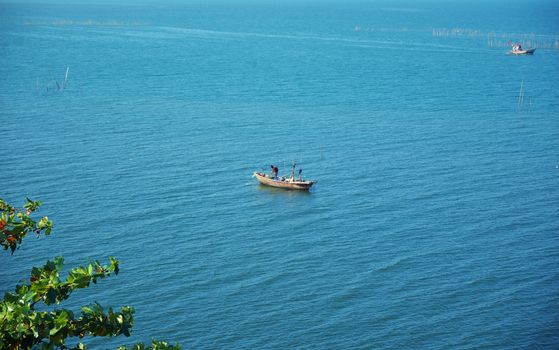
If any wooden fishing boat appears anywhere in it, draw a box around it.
[510,48,536,55]
[253,172,315,191]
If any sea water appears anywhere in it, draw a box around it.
[1,1,559,348]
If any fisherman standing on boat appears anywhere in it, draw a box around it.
[271,165,279,179]
[298,168,303,181]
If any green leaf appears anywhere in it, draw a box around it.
[45,287,58,305]
[110,257,120,275]
[49,326,61,336]
[15,322,27,333]
[55,310,69,328]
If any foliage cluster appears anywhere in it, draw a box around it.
[0,199,180,350]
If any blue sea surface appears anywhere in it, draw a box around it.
[1,1,559,349]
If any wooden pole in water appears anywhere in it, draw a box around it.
[517,80,524,109]
[63,67,69,89]
[521,82,525,107]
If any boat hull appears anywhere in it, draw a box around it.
[511,48,536,55]
[253,172,314,190]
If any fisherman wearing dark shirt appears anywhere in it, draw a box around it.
[271,165,279,179]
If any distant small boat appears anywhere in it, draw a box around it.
[510,48,536,55]
[253,172,315,190]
